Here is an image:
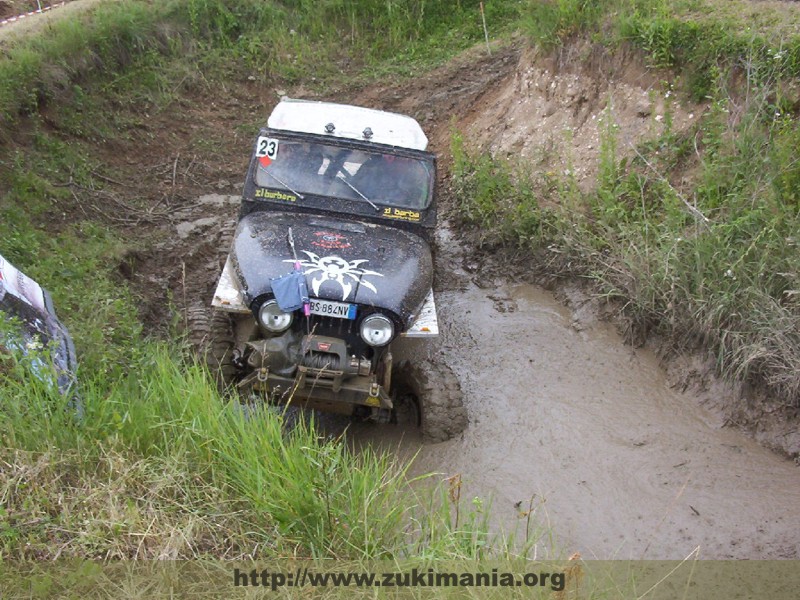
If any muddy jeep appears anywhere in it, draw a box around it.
[204,99,466,441]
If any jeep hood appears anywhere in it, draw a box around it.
[231,212,433,328]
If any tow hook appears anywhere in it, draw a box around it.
[238,366,270,390]
[366,382,381,407]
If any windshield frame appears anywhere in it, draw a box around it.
[244,130,437,224]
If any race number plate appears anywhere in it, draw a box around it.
[309,299,357,320]
[255,136,279,159]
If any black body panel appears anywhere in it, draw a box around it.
[232,211,432,329]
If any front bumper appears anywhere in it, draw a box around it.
[240,367,393,414]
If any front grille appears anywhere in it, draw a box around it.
[292,314,371,357]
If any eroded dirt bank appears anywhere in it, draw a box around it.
[39,35,798,558]
[341,42,800,558]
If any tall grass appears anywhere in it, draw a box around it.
[454,6,800,412]
[0,342,511,559]
[521,0,608,50]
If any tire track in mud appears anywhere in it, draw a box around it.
[343,42,800,560]
[349,222,800,560]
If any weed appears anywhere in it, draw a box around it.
[451,27,800,407]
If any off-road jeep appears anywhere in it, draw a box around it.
[204,98,466,441]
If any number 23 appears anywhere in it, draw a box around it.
[256,136,279,159]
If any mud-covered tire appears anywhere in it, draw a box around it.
[186,303,236,387]
[393,359,467,442]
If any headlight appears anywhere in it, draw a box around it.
[258,300,293,333]
[360,314,394,347]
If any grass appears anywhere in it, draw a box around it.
[523,0,800,100]
[0,0,523,126]
[0,0,541,566]
[454,0,800,416]
[0,124,145,377]
[0,342,525,561]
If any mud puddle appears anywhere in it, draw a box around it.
[350,279,800,559]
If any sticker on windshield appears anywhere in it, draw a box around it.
[255,136,279,167]
[383,207,421,222]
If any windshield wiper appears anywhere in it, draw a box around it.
[336,172,381,212]
[263,171,305,200]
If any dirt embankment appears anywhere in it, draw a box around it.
[15,25,798,558]
[339,43,800,559]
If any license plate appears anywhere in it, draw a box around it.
[308,299,357,320]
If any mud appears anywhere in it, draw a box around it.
[359,284,800,559]
[6,6,799,558]
[341,219,800,560]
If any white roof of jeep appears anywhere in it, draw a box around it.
[267,98,428,151]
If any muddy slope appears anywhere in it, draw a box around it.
[19,31,796,558]
[349,43,800,559]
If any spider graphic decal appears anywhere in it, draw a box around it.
[284,250,384,301]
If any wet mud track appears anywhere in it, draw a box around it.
[347,226,800,560]
[352,284,800,559]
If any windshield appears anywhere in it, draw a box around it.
[253,139,433,210]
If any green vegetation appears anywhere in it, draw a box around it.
[455,0,800,410]
[1,135,142,376]
[0,0,530,563]
[523,0,800,99]
[0,344,503,559]
[0,0,522,125]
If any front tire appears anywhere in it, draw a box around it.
[393,359,467,442]
[187,303,236,388]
